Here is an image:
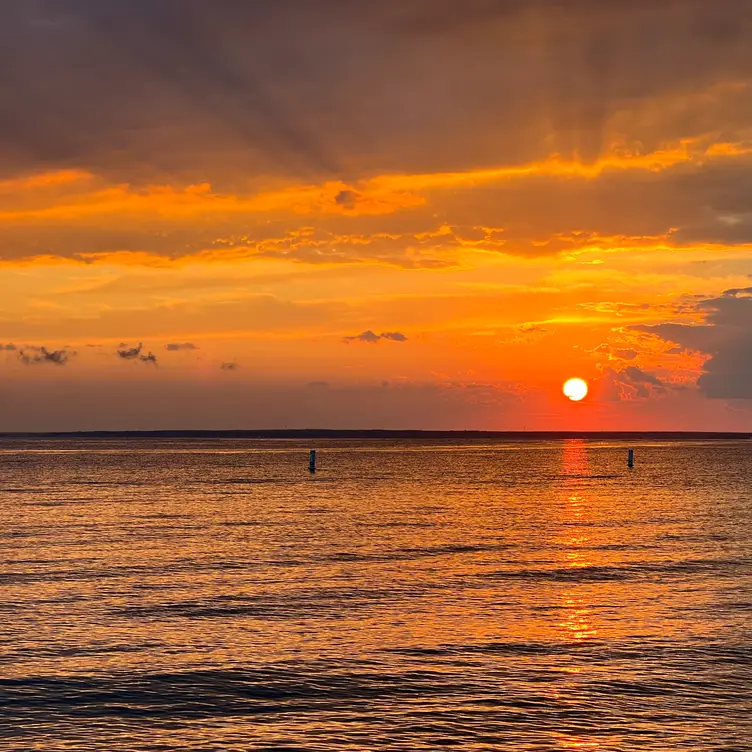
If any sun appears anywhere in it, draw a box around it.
[563,377,588,402]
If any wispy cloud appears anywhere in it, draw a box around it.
[220,361,239,371]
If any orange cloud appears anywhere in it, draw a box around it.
[0,169,93,193]
[1,138,745,226]
[363,138,745,193]
[0,177,423,223]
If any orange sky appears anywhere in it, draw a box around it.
[1,1,752,431]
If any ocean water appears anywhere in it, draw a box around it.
[1,438,750,751]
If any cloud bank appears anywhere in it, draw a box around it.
[637,287,752,398]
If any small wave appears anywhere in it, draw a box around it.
[115,587,397,621]
[485,557,749,583]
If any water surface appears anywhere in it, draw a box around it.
[1,438,750,750]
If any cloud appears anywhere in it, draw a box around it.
[334,190,358,209]
[117,343,144,360]
[3,0,750,183]
[615,349,638,360]
[636,286,752,398]
[116,342,158,365]
[599,365,669,401]
[343,330,409,344]
[1,343,17,351]
[0,1,751,270]
[18,346,74,365]
[165,342,198,351]
[380,331,408,342]
[592,344,639,360]
[344,330,381,344]
[623,366,665,388]
[219,361,239,371]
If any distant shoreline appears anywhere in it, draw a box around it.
[0,430,750,441]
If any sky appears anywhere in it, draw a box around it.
[2,0,752,431]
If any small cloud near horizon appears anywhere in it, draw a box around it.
[18,346,74,366]
[220,361,239,371]
[165,342,198,351]
[117,343,158,365]
[344,330,408,344]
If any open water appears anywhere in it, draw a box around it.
[0,438,750,751]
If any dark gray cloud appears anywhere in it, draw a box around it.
[18,346,74,365]
[380,331,408,342]
[334,190,359,210]
[0,0,345,181]
[117,343,143,360]
[165,342,198,351]
[0,0,750,183]
[623,366,665,389]
[344,330,382,344]
[636,287,752,398]
[116,342,158,364]
[344,330,408,344]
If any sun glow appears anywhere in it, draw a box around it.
[563,378,589,402]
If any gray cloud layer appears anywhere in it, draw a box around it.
[0,1,750,267]
[1,0,750,182]
[637,287,752,398]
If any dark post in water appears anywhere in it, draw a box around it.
[628,448,635,469]
[309,449,317,473]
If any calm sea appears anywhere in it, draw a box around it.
[1,438,750,751]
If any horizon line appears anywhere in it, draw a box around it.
[1,429,751,440]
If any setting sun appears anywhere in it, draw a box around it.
[563,378,589,402]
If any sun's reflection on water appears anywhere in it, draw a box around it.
[555,441,598,641]
[551,442,603,748]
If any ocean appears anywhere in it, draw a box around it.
[1,438,750,750]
